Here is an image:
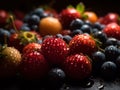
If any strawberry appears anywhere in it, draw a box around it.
[23,43,41,54]
[41,37,69,65]
[69,33,97,56]
[8,31,38,52]
[103,23,120,40]
[59,3,85,29]
[59,8,81,29]
[19,51,49,80]
[0,46,21,78]
[100,13,119,25]
[63,53,92,80]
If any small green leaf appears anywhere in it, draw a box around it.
[82,14,88,20]
[76,2,85,14]
[67,5,74,9]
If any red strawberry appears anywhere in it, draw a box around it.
[41,37,69,65]
[69,33,97,56]
[8,31,38,52]
[23,43,41,54]
[103,23,120,40]
[59,8,81,29]
[100,13,119,25]
[19,51,49,80]
[63,53,92,80]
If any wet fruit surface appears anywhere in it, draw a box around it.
[0,1,120,90]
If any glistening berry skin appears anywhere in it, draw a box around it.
[69,33,97,56]
[47,68,66,89]
[63,53,92,80]
[41,37,69,65]
[104,45,120,61]
[100,61,117,80]
[19,51,49,80]
[91,51,106,75]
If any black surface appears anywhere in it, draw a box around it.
[0,1,120,90]
[0,0,120,16]
[0,76,120,90]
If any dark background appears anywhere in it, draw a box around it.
[0,0,120,16]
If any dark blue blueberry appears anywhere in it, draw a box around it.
[93,31,107,43]
[105,45,120,61]
[80,24,92,34]
[115,56,120,74]
[56,34,63,39]
[28,14,40,25]
[0,28,11,44]
[92,22,104,30]
[92,51,106,75]
[32,8,44,18]
[9,29,16,34]
[71,29,83,37]
[30,25,38,31]
[105,37,118,47]
[23,14,31,23]
[47,68,66,89]
[20,24,31,31]
[117,40,120,47]
[92,28,99,34]
[70,19,84,31]
[100,61,117,80]
[42,35,53,41]
[84,20,92,27]
[63,35,72,44]
[37,39,42,44]
[40,12,50,19]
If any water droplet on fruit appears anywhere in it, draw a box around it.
[98,84,104,90]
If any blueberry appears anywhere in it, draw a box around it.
[100,61,117,80]
[93,31,107,43]
[105,45,120,61]
[32,8,44,17]
[71,29,83,37]
[92,28,99,34]
[84,20,92,26]
[42,35,53,41]
[23,14,31,23]
[70,19,84,31]
[47,68,66,89]
[105,37,118,47]
[30,25,38,31]
[0,28,10,44]
[92,22,104,30]
[40,12,50,19]
[20,24,31,31]
[37,39,42,44]
[63,35,72,44]
[80,24,92,34]
[9,29,16,34]
[56,34,63,39]
[116,56,120,72]
[92,51,106,75]
[28,14,40,25]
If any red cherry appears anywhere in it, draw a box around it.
[0,10,9,25]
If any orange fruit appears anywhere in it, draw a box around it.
[39,17,62,36]
[83,11,98,23]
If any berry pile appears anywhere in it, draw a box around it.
[0,2,120,89]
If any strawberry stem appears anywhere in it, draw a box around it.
[9,15,19,34]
